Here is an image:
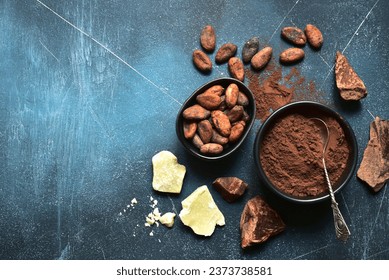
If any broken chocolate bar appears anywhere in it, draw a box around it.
[335,51,367,101]
[357,117,389,192]
[212,177,248,202]
[240,196,285,249]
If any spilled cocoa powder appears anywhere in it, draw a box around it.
[246,60,325,122]
[260,113,350,197]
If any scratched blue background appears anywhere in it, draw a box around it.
[0,0,388,260]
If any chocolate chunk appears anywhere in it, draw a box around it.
[240,196,285,249]
[335,51,367,101]
[357,117,389,192]
[212,177,248,202]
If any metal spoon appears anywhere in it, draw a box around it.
[310,118,351,242]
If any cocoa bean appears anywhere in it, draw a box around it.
[242,111,250,122]
[196,92,222,110]
[197,120,213,144]
[211,110,231,137]
[183,104,210,120]
[203,85,224,96]
[183,121,197,139]
[237,92,249,106]
[305,24,323,49]
[211,129,229,145]
[242,37,259,64]
[225,83,239,108]
[215,43,237,64]
[218,95,227,111]
[200,143,223,155]
[279,48,305,64]
[281,27,306,46]
[227,105,244,123]
[192,49,212,72]
[250,47,272,70]
[192,134,204,149]
[229,121,245,142]
[228,57,245,81]
[200,25,216,52]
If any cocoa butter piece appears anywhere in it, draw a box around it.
[251,47,272,70]
[229,121,245,143]
[183,104,210,120]
[192,49,212,73]
[240,196,285,249]
[279,48,304,64]
[192,134,204,149]
[211,110,231,137]
[213,177,248,202]
[203,85,224,96]
[228,57,245,81]
[225,83,239,108]
[215,43,237,64]
[357,117,389,192]
[196,92,222,110]
[200,143,223,155]
[211,129,229,145]
[305,24,323,49]
[183,121,197,139]
[335,51,367,101]
[200,25,216,52]
[197,120,213,144]
[237,92,249,106]
[242,37,260,64]
[281,26,307,46]
[226,105,244,123]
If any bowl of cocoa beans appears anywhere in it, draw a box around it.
[176,77,256,160]
[254,101,358,203]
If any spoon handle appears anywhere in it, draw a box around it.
[323,158,351,241]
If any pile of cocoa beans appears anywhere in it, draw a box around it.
[182,83,250,155]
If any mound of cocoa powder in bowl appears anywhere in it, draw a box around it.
[259,113,350,197]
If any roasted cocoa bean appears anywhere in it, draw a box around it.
[183,104,211,120]
[211,129,229,145]
[183,121,197,139]
[192,134,204,149]
[225,83,239,108]
[281,27,307,46]
[229,121,245,142]
[228,57,245,81]
[242,37,260,64]
[197,120,213,144]
[192,49,212,72]
[279,48,305,64]
[200,143,223,155]
[196,92,222,110]
[250,47,272,70]
[200,25,216,52]
[211,110,231,137]
[215,43,237,64]
[237,92,249,106]
[227,105,244,123]
[203,85,224,96]
[305,24,323,49]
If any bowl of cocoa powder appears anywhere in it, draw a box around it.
[176,77,256,160]
[254,101,358,203]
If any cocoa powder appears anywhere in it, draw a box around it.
[260,113,350,197]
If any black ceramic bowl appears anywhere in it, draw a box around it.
[176,78,256,160]
[254,101,358,204]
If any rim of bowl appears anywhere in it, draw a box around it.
[176,77,256,161]
[254,101,358,204]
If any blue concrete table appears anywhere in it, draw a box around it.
[1,0,388,259]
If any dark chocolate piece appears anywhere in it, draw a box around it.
[212,177,248,202]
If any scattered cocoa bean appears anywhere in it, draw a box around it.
[192,49,212,72]
[211,129,229,145]
[211,110,231,137]
[183,104,211,120]
[200,25,216,52]
[250,47,272,70]
[203,85,224,96]
[237,92,249,106]
[183,121,197,139]
[279,48,305,64]
[213,177,248,202]
[196,92,222,110]
[242,37,260,64]
[225,83,239,108]
[197,120,213,144]
[228,57,245,81]
[281,26,306,46]
[215,43,237,64]
[200,143,224,155]
[192,134,204,149]
[229,121,245,142]
[226,105,244,123]
[305,24,323,49]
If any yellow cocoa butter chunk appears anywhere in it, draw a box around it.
[152,151,186,194]
[179,185,225,236]
[159,212,176,228]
